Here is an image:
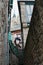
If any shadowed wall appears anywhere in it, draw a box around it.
[24,0,43,65]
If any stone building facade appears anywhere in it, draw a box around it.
[0,0,9,65]
[18,1,34,48]
[18,2,29,48]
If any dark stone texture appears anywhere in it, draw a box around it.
[24,0,43,65]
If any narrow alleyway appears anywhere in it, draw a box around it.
[0,0,43,65]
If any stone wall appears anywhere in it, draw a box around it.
[0,0,9,65]
[24,0,43,65]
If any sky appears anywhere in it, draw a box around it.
[11,0,19,18]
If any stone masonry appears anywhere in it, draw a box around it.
[24,0,43,65]
[0,0,9,65]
